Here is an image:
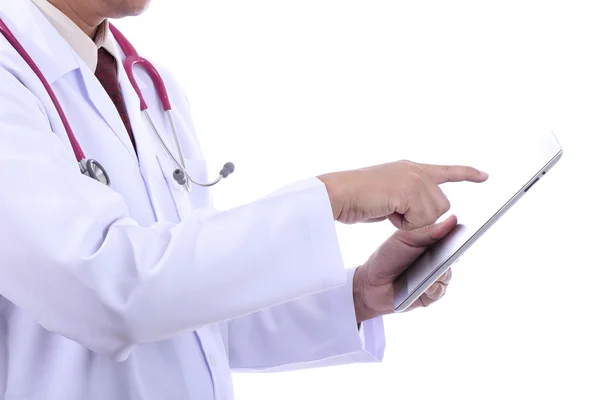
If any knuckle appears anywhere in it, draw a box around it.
[415,213,435,229]
[424,282,445,302]
[407,171,422,182]
[400,160,423,173]
[426,214,439,226]
[440,197,451,213]
[421,295,434,308]
[411,164,425,175]
[405,210,427,230]
[423,205,436,217]
[406,170,423,186]
[432,165,451,177]
[419,204,437,223]
[439,286,447,299]
[440,269,452,283]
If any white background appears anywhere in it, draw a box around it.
[119,1,599,399]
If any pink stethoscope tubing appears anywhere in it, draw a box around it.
[0,19,234,188]
[109,24,193,190]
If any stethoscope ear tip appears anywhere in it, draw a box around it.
[172,161,234,189]
[173,169,187,185]
[220,162,235,178]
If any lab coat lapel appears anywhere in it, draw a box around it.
[74,57,138,161]
[0,1,138,161]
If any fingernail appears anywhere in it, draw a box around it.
[480,171,489,179]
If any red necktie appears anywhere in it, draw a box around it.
[95,47,137,152]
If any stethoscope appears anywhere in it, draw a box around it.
[0,19,234,189]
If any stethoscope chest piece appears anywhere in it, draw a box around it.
[80,159,110,186]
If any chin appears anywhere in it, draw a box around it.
[110,0,151,18]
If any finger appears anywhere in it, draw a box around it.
[424,281,446,301]
[408,286,441,310]
[405,297,425,312]
[429,215,458,240]
[363,217,388,223]
[387,212,406,230]
[420,174,451,219]
[401,188,439,230]
[419,164,489,185]
[437,268,452,285]
[394,173,439,230]
[393,171,450,231]
[404,275,451,312]
[395,214,457,247]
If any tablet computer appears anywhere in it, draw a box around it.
[393,132,563,312]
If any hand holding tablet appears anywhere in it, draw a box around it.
[353,132,563,321]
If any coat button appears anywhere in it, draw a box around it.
[208,355,217,368]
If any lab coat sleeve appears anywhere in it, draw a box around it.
[227,267,386,371]
[161,66,386,370]
[0,68,347,362]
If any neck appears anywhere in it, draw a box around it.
[48,0,104,38]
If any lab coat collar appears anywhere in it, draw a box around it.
[0,0,80,84]
[0,0,147,160]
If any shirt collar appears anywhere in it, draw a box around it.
[30,0,120,72]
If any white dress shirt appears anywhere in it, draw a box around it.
[32,0,119,71]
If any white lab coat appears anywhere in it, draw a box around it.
[0,1,385,399]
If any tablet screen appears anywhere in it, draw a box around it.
[394,132,562,311]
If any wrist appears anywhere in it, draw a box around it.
[317,173,343,220]
[352,266,379,323]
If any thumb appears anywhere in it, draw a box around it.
[397,214,458,247]
[429,214,458,241]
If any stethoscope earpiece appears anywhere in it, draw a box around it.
[172,162,235,188]
[219,162,235,178]
[173,169,186,185]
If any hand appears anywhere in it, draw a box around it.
[318,161,487,230]
[352,215,458,323]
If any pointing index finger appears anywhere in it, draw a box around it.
[419,164,489,184]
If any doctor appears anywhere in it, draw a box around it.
[0,0,488,399]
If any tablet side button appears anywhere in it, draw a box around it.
[524,177,541,192]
